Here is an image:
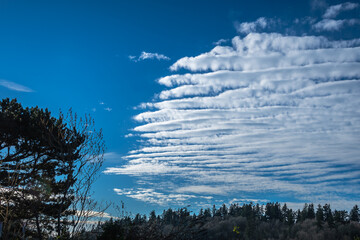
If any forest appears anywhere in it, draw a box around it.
[1,98,359,240]
[95,202,360,240]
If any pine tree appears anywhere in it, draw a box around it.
[149,210,157,222]
[316,204,324,228]
[203,208,212,218]
[323,204,334,228]
[307,203,315,219]
[0,98,104,239]
[350,205,360,222]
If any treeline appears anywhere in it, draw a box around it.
[96,202,360,240]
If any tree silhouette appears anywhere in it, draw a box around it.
[97,202,360,240]
[0,98,104,239]
[350,205,360,222]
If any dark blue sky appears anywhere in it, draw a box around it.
[1,0,359,217]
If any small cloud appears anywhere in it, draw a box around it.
[294,17,317,25]
[235,17,268,34]
[314,19,346,31]
[213,39,229,45]
[323,2,359,19]
[128,55,136,61]
[0,79,33,92]
[129,51,170,62]
[125,133,134,138]
[139,51,170,61]
[104,107,112,112]
[313,18,360,31]
[311,0,327,10]
[91,108,96,112]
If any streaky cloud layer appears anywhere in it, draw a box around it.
[107,31,360,208]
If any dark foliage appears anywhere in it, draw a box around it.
[0,98,104,239]
[98,202,360,240]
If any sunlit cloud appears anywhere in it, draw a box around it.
[129,51,170,62]
[107,14,360,208]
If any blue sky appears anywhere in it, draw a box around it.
[1,0,360,217]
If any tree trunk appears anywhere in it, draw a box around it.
[35,214,42,240]
[57,211,61,237]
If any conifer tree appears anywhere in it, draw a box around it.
[350,205,360,222]
[323,204,334,228]
[316,204,324,228]
[0,98,104,239]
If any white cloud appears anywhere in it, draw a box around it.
[104,161,191,175]
[104,107,112,112]
[323,2,359,19]
[229,198,270,205]
[76,210,116,219]
[170,33,360,72]
[213,39,229,45]
[235,17,269,34]
[177,185,228,195]
[139,51,170,61]
[129,51,170,62]
[107,32,360,208]
[0,79,33,92]
[114,188,211,206]
[313,19,360,31]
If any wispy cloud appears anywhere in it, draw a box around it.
[311,2,360,31]
[235,17,269,34]
[107,16,360,208]
[323,2,359,19]
[76,210,116,219]
[104,152,121,159]
[177,185,228,195]
[128,55,137,61]
[0,79,33,92]
[114,188,211,206]
[213,39,229,45]
[229,198,270,205]
[311,0,327,10]
[313,18,360,31]
[91,101,113,113]
[129,51,170,62]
